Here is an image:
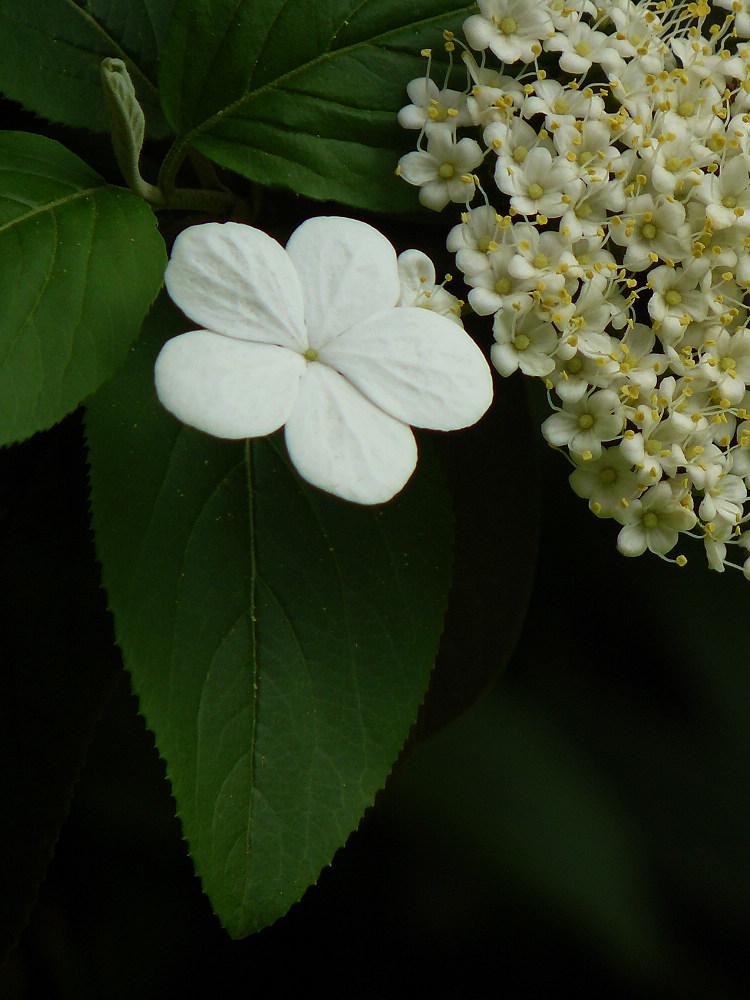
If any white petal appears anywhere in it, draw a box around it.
[318,307,493,430]
[397,249,437,305]
[165,222,308,350]
[399,150,441,186]
[154,331,305,439]
[405,77,439,106]
[617,523,648,557]
[284,217,400,349]
[284,363,417,505]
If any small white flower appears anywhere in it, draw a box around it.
[397,77,472,132]
[397,249,463,324]
[155,218,494,505]
[694,153,750,232]
[462,51,525,127]
[495,145,583,219]
[697,329,750,406]
[647,259,712,343]
[548,349,619,403]
[464,0,553,64]
[541,389,624,460]
[447,205,505,278]
[699,472,748,528]
[465,243,553,315]
[616,481,697,557]
[543,19,622,74]
[608,194,692,271]
[569,445,641,521]
[398,127,483,211]
[491,303,557,378]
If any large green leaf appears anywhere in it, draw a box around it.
[0,0,176,137]
[0,131,165,447]
[85,294,454,936]
[159,0,475,211]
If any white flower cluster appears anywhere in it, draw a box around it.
[397,0,750,575]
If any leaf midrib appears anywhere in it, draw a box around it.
[62,0,160,99]
[0,185,108,236]
[244,440,259,868]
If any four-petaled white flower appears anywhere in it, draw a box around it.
[154,217,494,505]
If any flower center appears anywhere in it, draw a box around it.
[643,512,659,529]
[722,194,738,209]
[438,162,455,179]
[600,468,617,485]
[665,289,682,306]
[303,347,319,362]
[528,182,545,200]
[574,40,591,56]
[513,145,528,163]
[514,334,530,351]
[720,355,737,372]
[494,277,512,295]
[641,221,657,240]
[553,98,569,115]
[567,357,582,374]
[676,100,695,118]
[427,103,448,122]
[478,235,493,252]
[665,155,683,173]
[578,413,595,429]
[500,16,518,34]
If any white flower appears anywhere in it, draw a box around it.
[694,153,750,232]
[699,472,748,528]
[465,243,554,315]
[495,145,583,219]
[697,329,750,405]
[154,218,494,505]
[541,389,624,460]
[462,51,525,127]
[397,127,483,211]
[464,0,553,64]
[608,194,692,271]
[397,249,463,324]
[647,259,712,343]
[569,445,641,521]
[491,303,557,377]
[446,206,505,277]
[616,481,697,557]
[397,77,472,132]
[543,19,622,74]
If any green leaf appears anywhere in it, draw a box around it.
[85,294,454,936]
[0,0,176,137]
[0,131,165,447]
[159,0,475,211]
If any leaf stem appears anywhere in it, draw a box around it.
[157,138,190,197]
[156,187,238,215]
